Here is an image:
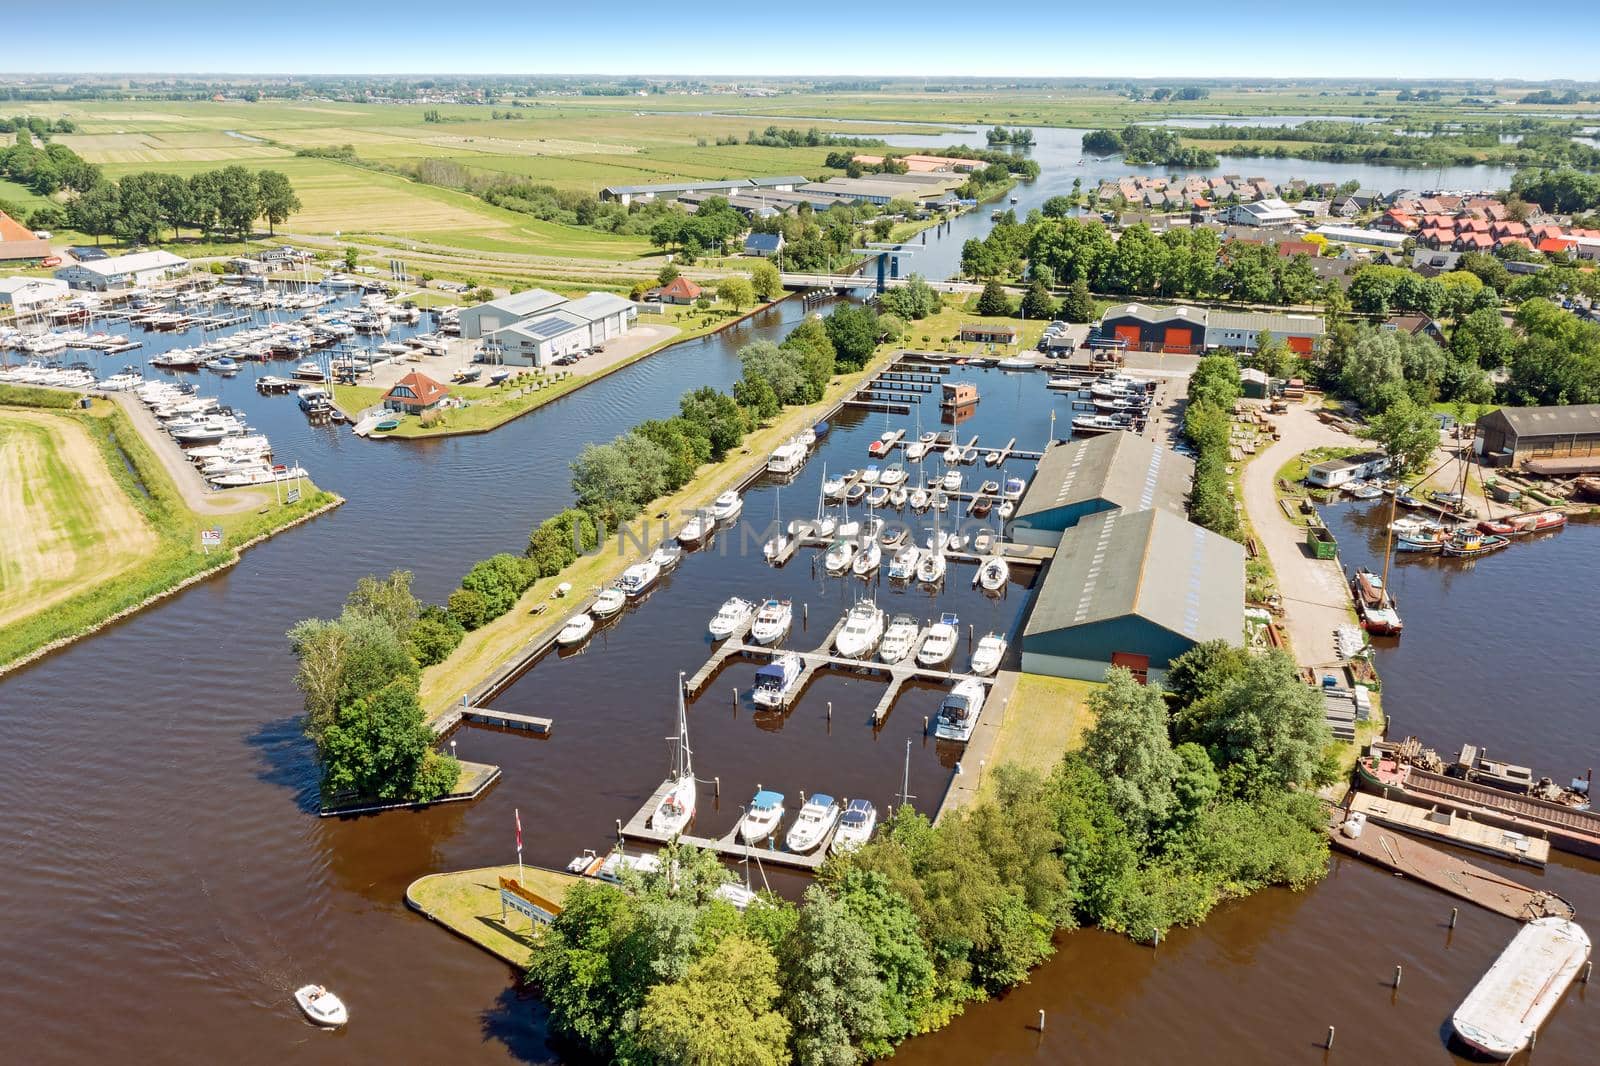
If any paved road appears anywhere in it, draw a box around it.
[1239,402,1366,665]
[112,394,269,515]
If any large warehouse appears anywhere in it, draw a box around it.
[55,250,188,291]
[458,289,568,340]
[1021,508,1245,684]
[490,292,636,367]
[1475,404,1600,472]
[1010,434,1193,547]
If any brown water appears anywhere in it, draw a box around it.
[4,298,1597,1063]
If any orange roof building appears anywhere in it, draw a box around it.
[383,371,450,412]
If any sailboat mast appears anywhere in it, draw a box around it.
[676,671,692,779]
[1381,486,1396,592]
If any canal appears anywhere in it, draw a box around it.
[2,137,1594,1063]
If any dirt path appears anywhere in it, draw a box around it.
[111,395,271,515]
[0,410,160,628]
[1239,403,1367,665]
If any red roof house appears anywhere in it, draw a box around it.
[0,210,50,263]
[646,276,704,305]
[1495,236,1534,252]
[1276,240,1320,258]
[1454,232,1494,252]
[383,371,450,412]
[1537,237,1575,255]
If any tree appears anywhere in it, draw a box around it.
[1361,393,1441,476]
[749,261,782,302]
[1338,328,1406,410]
[256,169,301,235]
[1176,650,1333,797]
[151,172,192,240]
[1079,668,1180,839]
[114,172,165,243]
[784,887,891,1066]
[657,262,681,286]
[186,170,221,238]
[679,386,747,460]
[1059,277,1095,323]
[344,569,419,638]
[287,613,418,744]
[975,279,1011,317]
[317,678,441,800]
[829,869,935,1049]
[215,164,259,239]
[822,304,879,369]
[717,276,755,312]
[343,246,360,272]
[66,180,119,245]
[1020,280,1056,320]
[636,934,791,1066]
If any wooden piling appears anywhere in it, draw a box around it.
[1037,1009,1045,1032]
[1450,907,1458,928]
[1325,1026,1335,1050]
[1393,964,1402,988]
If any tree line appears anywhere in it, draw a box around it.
[1081,126,1219,168]
[1183,355,1245,540]
[529,646,1332,1064]
[66,165,301,244]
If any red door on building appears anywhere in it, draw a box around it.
[1162,326,1193,353]
[1110,652,1151,684]
[1114,324,1142,350]
[1287,335,1314,356]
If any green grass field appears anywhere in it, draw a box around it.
[407,863,583,968]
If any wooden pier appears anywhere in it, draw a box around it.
[1327,805,1573,922]
[433,705,555,738]
[619,778,835,871]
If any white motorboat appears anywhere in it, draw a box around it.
[971,633,1007,677]
[947,533,969,553]
[909,487,929,511]
[677,511,711,546]
[889,486,908,508]
[752,651,804,710]
[975,556,1010,592]
[941,470,962,492]
[785,794,841,853]
[905,440,928,461]
[886,544,921,581]
[830,799,877,854]
[961,446,978,464]
[293,361,326,381]
[834,600,885,659]
[934,678,987,742]
[852,539,882,577]
[1072,414,1132,435]
[866,485,890,509]
[916,546,947,584]
[879,614,920,664]
[998,501,1015,520]
[943,445,962,465]
[1003,476,1026,499]
[294,985,348,1028]
[828,470,856,499]
[652,676,696,837]
[860,464,881,485]
[650,544,683,572]
[880,462,906,487]
[749,598,793,645]
[985,450,1001,466]
[711,490,743,522]
[824,538,857,575]
[1046,375,1085,391]
[617,560,661,597]
[917,612,960,667]
[878,525,908,550]
[709,596,756,640]
[738,790,786,844]
[210,464,306,487]
[767,439,806,475]
[591,586,627,618]
[556,612,595,646]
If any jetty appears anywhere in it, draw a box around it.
[1327,806,1573,922]
[1347,792,1549,866]
[619,777,835,871]
[432,704,553,738]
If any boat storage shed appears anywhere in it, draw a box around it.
[458,288,567,340]
[1475,404,1600,472]
[1021,508,1243,684]
[1010,435,1193,546]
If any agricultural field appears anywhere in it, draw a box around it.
[0,408,158,629]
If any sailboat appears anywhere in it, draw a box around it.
[650,675,696,838]
[764,478,794,562]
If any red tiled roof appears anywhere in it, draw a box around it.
[1537,237,1574,253]
[1496,236,1534,250]
[1456,233,1494,249]
[652,276,703,300]
[385,371,449,407]
[0,210,41,243]
[1277,240,1319,258]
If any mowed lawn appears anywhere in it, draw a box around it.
[0,410,158,629]
[975,674,1098,803]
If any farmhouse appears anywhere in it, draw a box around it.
[646,276,703,305]
[0,276,69,312]
[382,371,449,413]
[1474,404,1600,472]
[1010,435,1193,547]
[55,250,188,290]
[1020,507,1244,685]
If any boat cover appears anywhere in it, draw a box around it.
[808,794,834,808]
[752,790,784,808]
[754,663,788,685]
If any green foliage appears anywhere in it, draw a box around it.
[408,607,465,667]
[446,587,486,630]
[1020,279,1056,320]
[717,275,755,312]
[570,432,674,526]
[975,279,1012,317]
[823,304,880,369]
[1183,356,1243,540]
[318,678,434,800]
[784,887,892,1065]
[526,507,601,577]
[749,260,782,302]
[1059,277,1095,323]
[1361,393,1442,475]
[1081,125,1218,167]
[876,273,940,320]
[637,934,791,1066]
[1080,668,1181,837]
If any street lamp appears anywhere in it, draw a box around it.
[450,739,457,761]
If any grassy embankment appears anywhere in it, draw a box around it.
[414,326,931,716]
[0,386,338,670]
[972,674,1098,806]
[406,864,582,969]
[330,300,787,438]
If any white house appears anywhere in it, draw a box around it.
[1221,197,1298,227]
[54,250,189,291]
[1309,225,1406,250]
[1307,450,1391,488]
[0,276,69,312]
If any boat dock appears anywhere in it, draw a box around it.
[1327,806,1572,922]
[618,776,835,871]
[1348,792,1550,866]
[682,611,998,727]
[432,705,554,738]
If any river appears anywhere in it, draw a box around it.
[2,137,1594,1063]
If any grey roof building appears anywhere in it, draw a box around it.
[1010,435,1193,546]
[459,289,567,339]
[1021,508,1245,684]
[1475,404,1600,472]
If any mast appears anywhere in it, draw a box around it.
[1380,484,1396,595]
[676,671,692,781]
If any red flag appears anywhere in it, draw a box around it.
[515,808,523,852]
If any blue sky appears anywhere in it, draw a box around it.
[10,2,1600,80]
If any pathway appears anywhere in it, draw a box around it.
[1238,402,1366,665]
[110,394,271,515]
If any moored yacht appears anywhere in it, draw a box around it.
[738,790,786,844]
[752,651,805,710]
[556,612,595,647]
[934,678,987,742]
[617,560,662,597]
[878,614,920,664]
[749,598,793,645]
[709,596,756,640]
[834,600,885,659]
[785,794,841,853]
[916,612,959,667]
[711,490,743,522]
[886,544,921,581]
[970,633,1007,677]
[830,799,877,854]
[591,586,627,619]
[652,675,696,837]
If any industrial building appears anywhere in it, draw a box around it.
[1097,303,1324,356]
[458,289,568,340]
[598,176,807,207]
[1475,404,1600,473]
[55,250,188,291]
[1020,507,1244,684]
[1309,225,1407,250]
[1010,434,1193,546]
[0,276,69,312]
[489,292,636,367]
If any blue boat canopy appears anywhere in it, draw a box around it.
[846,798,874,813]
[813,421,830,436]
[754,663,787,683]
[939,611,959,625]
[752,790,784,807]
[808,793,834,808]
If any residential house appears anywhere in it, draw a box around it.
[382,371,449,413]
[743,232,785,258]
[0,211,51,263]
[1384,314,1447,345]
[1221,197,1298,227]
[646,276,703,305]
